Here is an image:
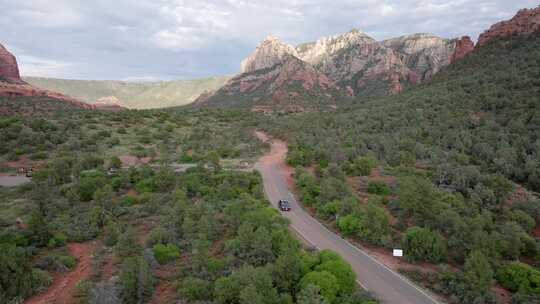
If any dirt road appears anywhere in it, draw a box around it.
[254,131,440,304]
[24,241,97,304]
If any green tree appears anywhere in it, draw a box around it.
[402,227,446,263]
[337,214,360,236]
[464,251,493,292]
[300,271,340,303]
[497,261,540,294]
[153,243,180,264]
[119,256,155,304]
[297,284,328,304]
[179,277,213,302]
[315,259,356,295]
[116,226,142,257]
[272,251,302,294]
[357,202,391,246]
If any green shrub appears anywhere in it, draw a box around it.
[315,259,356,295]
[78,170,107,202]
[497,261,540,294]
[300,271,340,303]
[153,243,180,264]
[366,181,390,195]
[47,232,68,248]
[402,227,446,263]
[120,256,155,303]
[121,195,138,206]
[179,277,213,301]
[30,151,48,160]
[337,214,360,236]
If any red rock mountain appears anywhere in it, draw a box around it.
[0,44,22,83]
[450,36,475,63]
[199,31,463,110]
[198,6,540,112]
[0,43,121,111]
[478,6,540,47]
[196,54,346,112]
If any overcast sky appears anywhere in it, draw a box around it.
[0,0,537,80]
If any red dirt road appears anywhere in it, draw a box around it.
[24,241,97,304]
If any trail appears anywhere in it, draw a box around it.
[254,131,441,304]
[24,241,97,304]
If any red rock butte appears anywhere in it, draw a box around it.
[451,36,475,63]
[477,6,540,47]
[0,43,22,83]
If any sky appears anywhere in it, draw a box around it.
[0,0,537,81]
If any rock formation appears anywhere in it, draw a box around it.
[381,33,457,81]
[0,44,22,83]
[199,56,346,112]
[477,6,540,47]
[450,36,475,63]
[0,42,118,111]
[240,35,299,74]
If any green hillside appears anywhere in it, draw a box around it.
[23,75,230,109]
[257,30,540,304]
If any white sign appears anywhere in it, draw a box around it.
[393,249,403,257]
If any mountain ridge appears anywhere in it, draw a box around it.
[24,75,231,109]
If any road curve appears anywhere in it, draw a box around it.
[254,132,440,304]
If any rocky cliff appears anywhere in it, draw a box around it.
[198,56,346,112]
[381,33,457,81]
[199,30,462,109]
[0,44,22,83]
[450,36,475,63]
[0,43,113,111]
[240,35,298,74]
[197,6,540,111]
[478,6,540,47]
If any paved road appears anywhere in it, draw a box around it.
[255,135,440,304]
[0,175,31,187]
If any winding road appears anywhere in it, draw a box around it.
[254,132,440,304]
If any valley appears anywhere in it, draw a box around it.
[1,4,540,304]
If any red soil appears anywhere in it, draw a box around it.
[150,264,178,304]
[24,241,97,304]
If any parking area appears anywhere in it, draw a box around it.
[0,175,31,187]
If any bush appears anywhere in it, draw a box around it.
[79,170,107,202]
[497,261,540,294]
[152,243,180,265]
[402,227,446,263]
[179,277,213,301]
[119,256,154,304]
[366,181,390,195]
[315,259,356,295]
[300,271,340,303]
[337,214,360,236]
[121,195,138,206]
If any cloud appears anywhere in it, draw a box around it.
[0,0,537,79]
[17,55,75,78]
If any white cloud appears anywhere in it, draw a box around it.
[151,0,231,50]
[18,55,75,78]
[0,0,536,79]
[9,0,83,28]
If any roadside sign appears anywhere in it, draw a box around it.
[393,249,403,257]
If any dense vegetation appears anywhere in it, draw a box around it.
[0,106,374,304]
[1,29,539,304]
[258,32,540,303]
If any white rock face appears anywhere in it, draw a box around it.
[240,35,299,74]
[237,30,459,96]
[296,29,376,66]
[381,33,457,79]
